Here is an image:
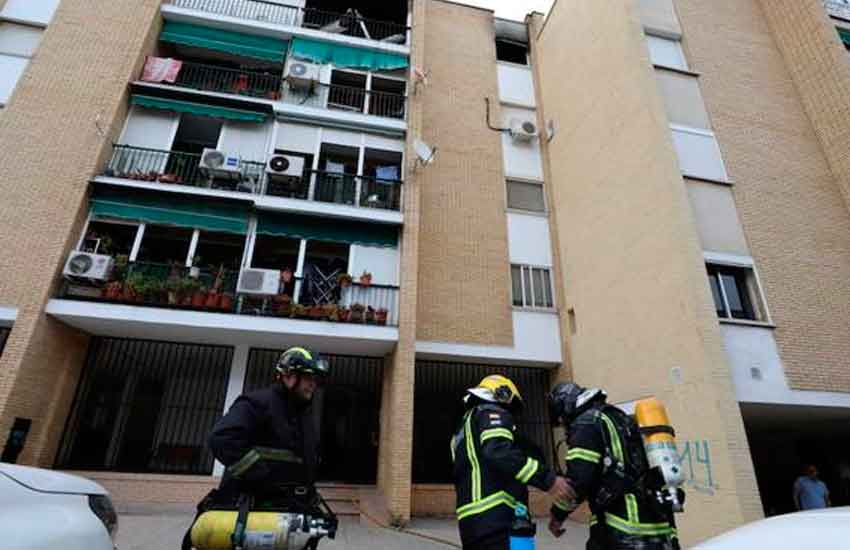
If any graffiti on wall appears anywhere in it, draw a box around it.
[678,439,719,496]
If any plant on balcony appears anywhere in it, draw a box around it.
[158,173,179,185]
[308,305,325,320]
[204,266,226,310]
[337,306,351,323]
[375,308,389,326]
[350,303,366,323]
[124,273,145,303]
[365,306,376,324]
[220,293,235,312]
[191,284,208,308]
[292,304,309,319]
[281,267,294,284]
[323,304,339,322]
[103,280,123,301]
[359,271,373,287]
[337,273,353,289]
[273,293,292,317]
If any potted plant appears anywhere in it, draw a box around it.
[337,306,351,323]
[350,303,365,323]
[190,256,202,279]
[281,267,294,284]
[192,285,208,308]
[375,308,389,325]
[292,304,309,319]
[365,306,376,324]
[220,293,235,312]
[124,273,144,303]
[337,273,353,289]
[359,271,373,287]
[308,305,324,320]
[273,294,292,317]
[104,280,123,301]
[324,304,339,322]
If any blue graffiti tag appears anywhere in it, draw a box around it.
[677,440,719,496]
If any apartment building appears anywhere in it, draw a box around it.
[0,0,848,546]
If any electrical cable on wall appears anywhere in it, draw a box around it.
[484,97,510,133]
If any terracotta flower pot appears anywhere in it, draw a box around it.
[192,291,207,308]
[220,294,234,312]
[205,292,221,310]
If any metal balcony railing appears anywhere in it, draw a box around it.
[825,0,850,19]
[282,82,407,120]
[167,0,409,44]
[162,61,283,100]
[102,146,403,211]
[61,261,400,326]
[103,145,266,193]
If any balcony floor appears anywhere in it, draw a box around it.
[47,298,398,355]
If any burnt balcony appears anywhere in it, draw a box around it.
[166,0,409,45]
[59,260,400,327]
[142,60,284,100]
[281,81,406,120]
[101,145,403,212]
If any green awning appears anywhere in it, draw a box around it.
[160,21,288,63]
[839,28,850,47]
[290,37,408,71]
[91,189,250,234]
[131,95,267,123]
[257,212,398,248]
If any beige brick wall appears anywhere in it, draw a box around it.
[415,0,514,346]
[535,0,761,544]
[0,0,163,465]
[674,0,850,392]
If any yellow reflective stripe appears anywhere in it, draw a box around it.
[589,514,598,526]
[604,513,673,536]
[625,493,639,523]
[255,447,302,463]
[516,457,539,483]
[464,412,481,502]
[566,448,601,464]
[456,491,518,520]
[553,499,571,511]
[288,347,313,360]
[480,428,514,443]
[599,413,624,463]
[228,449,260,478]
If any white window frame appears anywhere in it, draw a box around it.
[511,264,556,310]
[704,252,772,325]
[328,67,407,116]
[645,32,688,71]
[505,177,547,215]
[670,123,729,183]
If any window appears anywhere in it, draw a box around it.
[646,34,687,70]
[136,225,195,265]
[0,22,43,105]
[496,39,529,65]
[706,264,766,322]
[1,0,61,26]
[507,179,546,212]
[81,220,139,257]
[670,126,728,182]
[511,265,554,309]
[655,69,711,131]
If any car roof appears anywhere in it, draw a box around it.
[0,463,108,496]
[693,507,850,549]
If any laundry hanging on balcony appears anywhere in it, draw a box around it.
[256,212,399,248]
[131,95,268,123]
[160,22,288,63]
[90,188,251,235]
[141,57,184,84]
[289,37,408,71]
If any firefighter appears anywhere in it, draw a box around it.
[452,375,573,550]
[547,383,677,550]
[182,347,330,550]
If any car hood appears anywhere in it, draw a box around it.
[0,463,108,495]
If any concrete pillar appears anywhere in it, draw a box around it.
[213,344,251,477]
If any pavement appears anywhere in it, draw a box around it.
[116,510,590,550]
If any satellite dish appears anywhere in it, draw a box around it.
[413,139,437,166]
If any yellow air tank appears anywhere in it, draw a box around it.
[634,398,684,495]
[190,511,314,550]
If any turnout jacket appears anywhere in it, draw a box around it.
[209,384,319,496]
[551,405,675,539]
[452,403,556,546]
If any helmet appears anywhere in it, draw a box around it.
[467,375,523,410]
[549,382,607,425]
[275,347,330,378]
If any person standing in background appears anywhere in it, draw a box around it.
[793,464,831,511]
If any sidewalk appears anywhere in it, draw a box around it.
[116,510,590,550]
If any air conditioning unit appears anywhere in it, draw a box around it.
[199,148,242,180]
[237,268,281,296]
[266,154,305,180]
[509,118,539,142]
[63,252,114,281]
[285,60,321,90]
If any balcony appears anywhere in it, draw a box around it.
[161,60,284,100]
[100,144,403,212]
[825,0,850,20]
[281,82,406,120]
[59,260,400,327]
[166,0,409,45]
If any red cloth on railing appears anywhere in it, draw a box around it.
[142,56,183,84]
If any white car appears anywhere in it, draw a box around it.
[0,463,118,550]
[693,507,849,549]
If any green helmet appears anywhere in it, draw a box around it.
[275,347,330,378]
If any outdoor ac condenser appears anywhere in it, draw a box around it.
[509,118,539,142]
[63,252,114,281]
[266,154,306,180]
[237,268,282,296]
[199,149,242,180]
[285,60,321,90]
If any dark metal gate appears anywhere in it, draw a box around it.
[55,337,233,475]
[245,349,382,484]
[0,328,9,358]
[413,361,554,484]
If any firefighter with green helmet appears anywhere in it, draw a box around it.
[452,374,574,550]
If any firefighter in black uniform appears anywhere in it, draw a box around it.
[182,347,329,550]
[547,383,677,550]
[452,375,573,550]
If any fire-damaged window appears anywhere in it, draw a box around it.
[302,0,408,42]
[413,361,554,484]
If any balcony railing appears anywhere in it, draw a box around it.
[102,145,403,211]
[103,145,266,193]
[824,0,850,19]
[167,0,409,44]
[282,82,406,120]
[156,61,283,100]
[60,261,400,327]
